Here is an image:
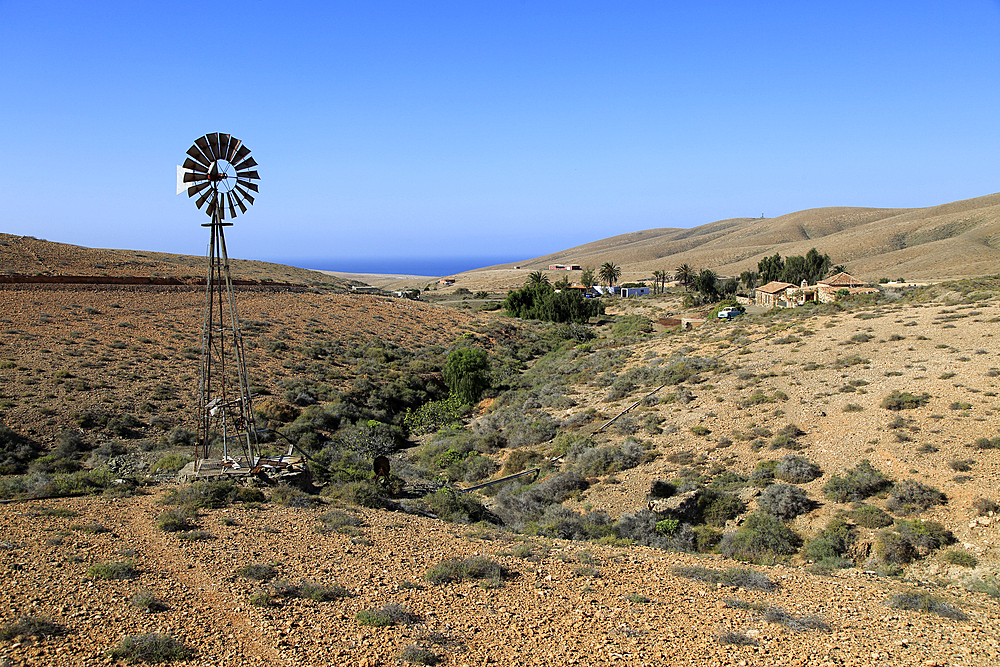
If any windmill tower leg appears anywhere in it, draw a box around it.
[195,203,259,474]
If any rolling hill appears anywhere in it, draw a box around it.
[474,192,1000,282]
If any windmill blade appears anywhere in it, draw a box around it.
[232,191,248,214]
[187,181,211,198]
[218,134,231,161]
[186,147,211,170]
[207,133,221,160]
[183,155,209,173]
[226,138,242,162]
[206,197,218,218]
[234,184,255,204]
[233,156,257,171]
[196,189,214,210]
[181,158,208,173]
[218,197,226,220]
[226,193,237,219]
[183,171,210,183]
[194,136,214,161]
[231,144,251,164]
[236,170,260,180]
[236,180,258,193]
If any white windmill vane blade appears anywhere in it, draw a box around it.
[176,165,194,195]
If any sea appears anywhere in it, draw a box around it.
[269,256,528,277]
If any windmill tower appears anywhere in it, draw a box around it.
[177,133,260,474]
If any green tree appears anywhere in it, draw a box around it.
[739,270,759,290]
[721,277,738,297]
[580,267,596,287]
[695,269,719,302]
[598,262,621,288]
[525,271,549,287]
[674,264,694,291]
[443,348,491,406]
[757,253,784,283]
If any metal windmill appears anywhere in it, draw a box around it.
[177,133,260,473]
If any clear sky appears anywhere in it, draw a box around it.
[1,2,999,271]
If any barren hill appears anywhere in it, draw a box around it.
[468,192,1000,284]
[0,234,346,288]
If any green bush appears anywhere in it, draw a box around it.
[160,479,264,509]
[881,391,931,410]
[87,560,138,580]
[109,633,191,663]
[425,555,509,585]
[317,510,363,534]
[156,508,196,532]
[941,549,977,568]
[886,480,946,515]
[803,517,855,567]
[848,504,893,528]
[356,603,419,627]
[422,488,496,524]
[694,489,746,526]
[718,512,802,564]
[823,461,891,502]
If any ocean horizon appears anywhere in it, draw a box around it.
[266,256,529,277]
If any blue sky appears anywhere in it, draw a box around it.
[1,2,999,271]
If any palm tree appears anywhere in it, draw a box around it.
[598,262,621,288]
[828,264,847,277]
[675,264,693,291]
[525,271,549,287]
[652,270,665,294]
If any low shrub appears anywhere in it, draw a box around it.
[886,480,946,515]
[671,565,776,591]
[400,644,440,666]
[535,505,613,541]
[757,483,813,520]
[109,633,191,663]
[297,580,350,601]
[425,556,509,585]
[973,497,999,516]
[0,616,65,640]
[156,508,196,532]
[848,504,893,528]
[87,560,137,580]
[941,549,977,568]
[317,510,363,534]
[970,436,1000,450]
[694,489,746,527]
[886,591,967,620]
[177,529,212,541]
[881,391,931,411]
[718,512,802,564]
[762,606,830,631]
[876,520,952,565]
[356,603,419,627]
[774,455,821,484]
[160,479,265,509]
[717,632,758,646]
[823,461,891,502]
[130,590,169,613]
[422,488,497,525]
[271,484,322,508]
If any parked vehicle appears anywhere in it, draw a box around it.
[717,306,742,320]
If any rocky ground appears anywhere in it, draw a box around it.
[1,492,997,667]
